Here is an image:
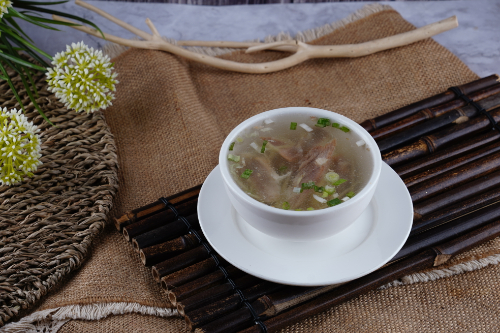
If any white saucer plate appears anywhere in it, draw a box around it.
[198,163,412,286]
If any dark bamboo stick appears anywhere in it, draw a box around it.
[391,201,500,262]
[377,93,500,153]
[160,255,228,291]
[413,170,500,220]
[383,107,500,166]
[185,281,284,330]
[395,131,500,178]
[177,274,263,316]
[152,245,209,282]
[404,141,500,187]
[238,220,500,333]
[132,214,200,251]
[123,197,198,241]
[411,186,500,236]
[114,200,166,231]
[359,75,499,132]
[433,220,500,265]
[371,83,500,141]
[167,265,244,305]
[140,233,201,266]
[408,151,500,203]
[113,185,201,231]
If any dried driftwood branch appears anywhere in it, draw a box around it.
[53,0,458,74]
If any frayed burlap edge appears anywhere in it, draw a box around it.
[380,253,500,289]
[0,303,178,333]
[102,3,393,59]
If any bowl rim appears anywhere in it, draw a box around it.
[218,107,382,217]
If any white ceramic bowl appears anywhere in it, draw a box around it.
[219,107,382,241]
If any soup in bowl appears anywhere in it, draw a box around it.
[219,107,382,241]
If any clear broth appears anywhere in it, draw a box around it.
[227,113,373,211]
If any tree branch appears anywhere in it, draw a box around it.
[56,2,459,74]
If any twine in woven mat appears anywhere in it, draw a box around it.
[5,4,500,333]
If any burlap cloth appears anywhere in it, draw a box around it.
[5,4,500,332]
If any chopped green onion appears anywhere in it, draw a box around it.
[236,137,244,143]
[332,123,340,128]
[299,123,313,132]
[317,118,331,126]
[306,207,315,211]
[261,140,268,153]
[227,154,240,162]
[324,185,335,194]
[332,179,347,186]
[282,202,290,210]
[315,123,326,128]
[327,198,342,207]
[325,172,340,183]
[301,181,315,190]
[340,126,350,133]
[241,169,253,179]
[290,122,297,130]
[229,142,235,151]
[347,191,356,198]
[313,185,324,193]
[322,191,329,198]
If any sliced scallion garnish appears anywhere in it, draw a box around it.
[306,207,315,211]
[332,123,340,128]
[347,191,356,198]
[229,142,235,151]
[325,172,339,183]
[282,202,290,210]
[290,122,297,130]
[322,191,329,198]
[313,185,324,193]
[332,179,347,186]
[261,140,268,153]
[227,154,240,162]
[316,118,330,127]
[241,169,253,179]
[299,123,313,132]
[313,194,327,203]
[340,126,350,133]
[301,181,315,190]
[327,198,342,207]
[324,185,335,194]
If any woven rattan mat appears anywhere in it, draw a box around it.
[0,71,119,326]
[6,4,500,333]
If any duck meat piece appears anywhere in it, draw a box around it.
[261,137,303,163]
[288,140,337,208]
[241,154,281,204]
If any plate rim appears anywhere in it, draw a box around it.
[198,162,412,286]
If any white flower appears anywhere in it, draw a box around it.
[46,42,119,113]
[0,108,42,186]
[0,0,12,19]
